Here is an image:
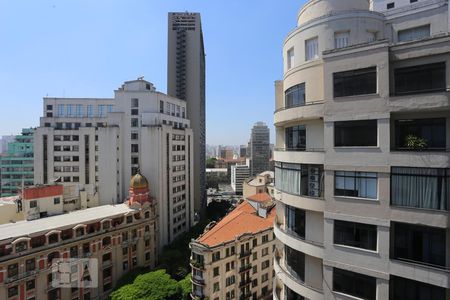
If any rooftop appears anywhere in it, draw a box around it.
[0,203,136,242]
[246,192,272,203]
[196,199,275,247]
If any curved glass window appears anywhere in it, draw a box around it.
[285,84,305,108]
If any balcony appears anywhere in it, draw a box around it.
[191,275,205,286]
[5,270,37,284]
[239,250,252,258]
[239,292,252,300]
[274,101,324,126]
[190,259,205,270]
[274,149,324,165]
[239,278,252,287]
[239,264,252,273]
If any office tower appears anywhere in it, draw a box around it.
[0,172,157,300]
[273,0,450,299]
[0,128,34,197]
[249,122,270,176]
[190,192,276,300]
[34,78,194,247]
[167,12,206,218]
[0,135,15,155]
[239,145,247,158]
[230,161,250,194]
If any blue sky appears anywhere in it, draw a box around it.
[0,0,304,145]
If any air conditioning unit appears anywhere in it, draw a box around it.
[309,182,320,190]
[309,174,320,182]
[309,167,320,175]
[308,189,320,197]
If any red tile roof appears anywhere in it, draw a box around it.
[22,185,63,200]
[246,192,272,203]
[197,200,275,247]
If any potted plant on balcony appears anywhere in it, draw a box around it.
[404,134,427,150]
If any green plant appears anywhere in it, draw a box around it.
[404,134,427,150]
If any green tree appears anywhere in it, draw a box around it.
[206,157,217,168]
[179,273,192,299]
[111,269,182,300]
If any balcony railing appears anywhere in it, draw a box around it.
[239,292,252,300]
[239,264,252,273]
[5,270,37,284]
[191,275,205,286]
[274,100,325,113]
[239,250,252,258]
[190,259,205,270]
[239,278,252,287]
[274,147,325,152]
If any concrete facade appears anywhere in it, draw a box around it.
[273,0,450,299]
[34,79,194,248]
[168,12,206,219]
[250,122,271,177]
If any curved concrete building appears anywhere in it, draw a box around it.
[274,0,450,299]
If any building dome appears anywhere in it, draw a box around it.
[298,0,370,25]
[130,169,149,189]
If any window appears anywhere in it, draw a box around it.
[87,105,93,117]
[131,109,138,115]
[98,105,105,117]
[225,275,235,286]
[387,2,395,9]
[286,206,305,239]
[398,25,430,42]
[334,120,378,147]
[262,248,269,256]
[391,167,449,211]
[212,251,220,262]
[305,37,318,61]
[54,197,60,205]
[131,118,139,127]
[262,234,269,243]
[367,31,377,42]
[8,263,18,277]
[394,62,446,95]
[285,125,306,150]
[285,245,304,281]
[8,286,18,298]
[30,200,37,208]
[333,268,376,300]
[333,67,377,97]
[159,100,164,113]
[287,47,294,69]
[285,83,305,108]
[76,104,83,117]
[26,279,35,290]
[213,282,220,292]
[391,222,446,267]
[394,118,446,150]
[26,259,35,272]
[131,98,139,108]
[334,31,349,49]
[131,144,138,153]
[275,162,324,197]
[213,267,219,277]
[334,220,377,250]
[286,286,305,300]
[262,273,268,282]
[252,278,258,287]
[390,275,446,300]
[57,104,65,117]
[334,171,377,199]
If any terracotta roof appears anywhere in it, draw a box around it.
[197,200,275,247]
[246,193,272,203]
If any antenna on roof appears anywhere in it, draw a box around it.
[137,76,144,81]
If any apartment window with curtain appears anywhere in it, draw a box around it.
[390,276,446,300]
[334,220,377,250]
[285,83,305,108]
[394,118,446,151]
[333,268,376,300]
[398,25,430,42]
[275,162,323,198]
[285,245,305,282]
[391,222,446,268]
[333,67,377,97]
[285,125,306,150]
[287,47,294,70]
[391,167,449,211]
[334,171,378,199]
[394,62,446,95]
[334,31,349,49]
[285,205,305,239]
[334,120,378,147]
[305,37,318,61]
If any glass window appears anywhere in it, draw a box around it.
[285,245,304,281]
[275,163,323,197]
[367,31,377,42]
[333,67,377,97]
[131,98,139,108]
[394,118,446,150]
[334,120,378,147]
[334,31,349,49]
[98,105,105,117]
[391,167,449,211]
[334,171,377,199]
[334,220,377,250]
[285,286,305,300]
[394,62,446,95]
[285,125,306,150]
[76,104,83,117]
[391,222,446,267]
[285,83,305,108]
[333,268,376,300]
[305,37,318,61]
[57,104,65,117]
[398,25,430,42]
[131,118,139,127]
[87,105,93,117]
[285,205,305,239]
[390,275,446,300]
[287,47,294,69]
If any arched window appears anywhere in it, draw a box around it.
[48,233,59,244]
[15,241,27,253]
[145,211,150,219]
[102,237,111,248]
[47,251,60,265]
[75,227,85,237]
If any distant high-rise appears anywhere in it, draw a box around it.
[168,12,206,218]
[250,122,270,176]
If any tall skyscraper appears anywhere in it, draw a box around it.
[273,0,450,299]
[250,122,270,176]
[34,79,195,247]
[167,12,206,218]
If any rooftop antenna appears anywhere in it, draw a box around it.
[137,76,144,81]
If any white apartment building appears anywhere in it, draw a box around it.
[273,0,449,299]
[231,161,250,195]
[34,78,194,247]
